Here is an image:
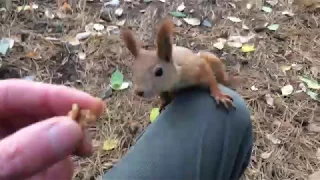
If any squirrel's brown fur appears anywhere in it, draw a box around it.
[120,18,236,111]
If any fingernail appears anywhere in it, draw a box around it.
[49,119,82,158]
[93,97,105,116]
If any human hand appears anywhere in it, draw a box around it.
[0,79,104,180]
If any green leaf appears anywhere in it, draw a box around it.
[0,41,9,55]
[262,6,272,13]
[110,69,124,89]
[299,76,320,90]
[306,90,319,101]
[144,0,152,2]
[150,108,160,123]
[267,24,279,31]
[169,11,187,18]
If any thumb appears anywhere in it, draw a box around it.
[0,116,83,180]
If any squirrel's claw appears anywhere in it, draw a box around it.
[211,92,235,110]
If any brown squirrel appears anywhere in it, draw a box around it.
[120,18,236,112]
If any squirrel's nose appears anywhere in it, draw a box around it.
[136,91,144,97]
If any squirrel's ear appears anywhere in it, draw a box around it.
[121,28,139,57]
[156,18,174,62]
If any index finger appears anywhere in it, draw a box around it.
[0,79,104,119]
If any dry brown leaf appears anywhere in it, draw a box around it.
[25,51,42,60]
[63,2,72,14]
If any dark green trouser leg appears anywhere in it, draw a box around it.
[103,85,253,180]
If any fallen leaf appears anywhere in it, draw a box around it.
[299,82,307,92]
[116,19,126,26]
[242,23,250,30]
[177,3,185,11]
[291,63,303,71]
[66,37,80,46]
[241,44,255,52]
[266,133,281,144]
[104,0,120,7]
[169,11,187,18]
[107,26,120,35]
[227,42,242,48]
[102,139,118,151]
[316,148,320,160]
[25,51,41,59]
[62,2,72,13]
[261,151,272,159]
[93,23,105,31]
[201,19,212,27]
[267,24,279,31]
[45,8,55,19]
[115,8,123,17]
[309,170,320,180]
[310,66,319,77]
[280,65,291,72]
[213,38,227,50]
[265,94,274,106]
[262,6,273,13]
[183,18,201,26]
[1,38,14,48]
[100,85,113,99]
[281,84,294,95]
[266,0,278,6]
[282,10,294,16]
[299,76,320,90]
[17,5,31,12]
[250,85,258,91]
[228,2,236,8]
[112,82,131,90]
[228,34,256,44]
[110,69,124,89]
[227,16,242,22]
[150,108,160,123]
[172,17,183,26]
[78,52,86,60]
[306,90,319,100]
[0,41,10,55]
[307,123,320,133]
[76,32,91,40]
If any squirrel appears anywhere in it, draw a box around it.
[120,18,236,112]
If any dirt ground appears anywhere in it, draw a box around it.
[0,0,320,179]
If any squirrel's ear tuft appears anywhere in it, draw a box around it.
[156,18,174,62]
[121,28,139,57]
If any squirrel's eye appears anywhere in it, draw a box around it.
[154,67,163,77]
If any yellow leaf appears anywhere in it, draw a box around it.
[102,139,118,151]
[241,44,255,53]
[150,108,160,123]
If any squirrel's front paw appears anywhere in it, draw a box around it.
[211,91,235,110]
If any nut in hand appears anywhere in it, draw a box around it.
[67,103,97,129]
